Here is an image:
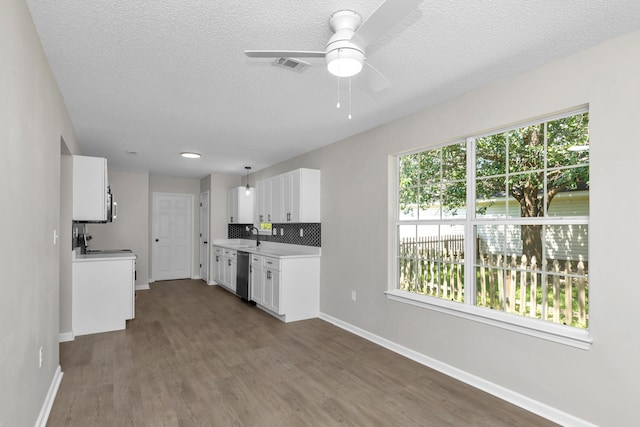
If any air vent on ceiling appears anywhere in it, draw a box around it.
[273,57,310,72]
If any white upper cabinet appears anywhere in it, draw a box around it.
[228,186,254,223]
[73,155,108,221]
[254,168,320,224]
[254,180,264,224]
[270,175,284,224]
[282,168,320,223]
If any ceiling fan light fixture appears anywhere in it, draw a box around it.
[326,48,364,77]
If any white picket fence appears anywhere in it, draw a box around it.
[398,238,588,328]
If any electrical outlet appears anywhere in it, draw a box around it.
[351,291,356,301]
[39,346,43,368]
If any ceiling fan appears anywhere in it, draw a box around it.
[244,0,424,92]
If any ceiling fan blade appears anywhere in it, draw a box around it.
[350,0,424,48]
[363,62,390,92]
[244,50,325,58]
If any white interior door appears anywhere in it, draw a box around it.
[200,191,210,282]
[152,192,193,281]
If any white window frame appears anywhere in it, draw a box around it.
[387,109,592,350]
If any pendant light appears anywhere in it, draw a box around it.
[244,166,252,195]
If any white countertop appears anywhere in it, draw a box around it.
[211,239,321,259]
[73,249,137,262]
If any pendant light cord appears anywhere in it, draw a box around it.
[348,77,352,120]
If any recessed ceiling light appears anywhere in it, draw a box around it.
[181,152,201,159]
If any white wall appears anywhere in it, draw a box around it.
[148,175,201,280]
[250,31,640,426]
[59,150,74,337]
[201,174,241,283]
[0,0,81,425]
[89,170,150,288]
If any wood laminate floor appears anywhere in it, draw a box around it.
[48,280,557,426]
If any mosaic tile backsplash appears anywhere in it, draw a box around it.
[228,223,321,247]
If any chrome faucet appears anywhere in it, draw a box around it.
[247,226,261,247]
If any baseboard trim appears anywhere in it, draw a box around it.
[318,312,596,427]
[191,275,201,280]
[58,332,74,343]
[135,283,150,291]
[35,365,63,427]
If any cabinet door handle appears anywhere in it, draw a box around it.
[287,212,291,222]
[230,216,234,223]
[215,256,219,262]
[268,214,271,222]
[228,259,231,266]
[259,215,263,222]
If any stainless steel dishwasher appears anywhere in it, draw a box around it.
[236,251,250,301]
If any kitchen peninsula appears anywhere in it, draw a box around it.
[72,249,136,336]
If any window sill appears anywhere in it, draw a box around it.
[385,289,592,350]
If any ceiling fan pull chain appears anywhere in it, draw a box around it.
[348,77,352,120]
[336,77,341,109]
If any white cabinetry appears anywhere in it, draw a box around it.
[254,180,264,224]
[228,187,254,223]
[250,253,263,303]
[270,176,283,224]
[254,168,320,224]
[72,256,135,336]
[73,155,108,221]
[255,179,273,224]
[262,257,282,314]
[213,247,237,292]
[249,253,319,322]
[213,246,224,284]
[281,168,320,223]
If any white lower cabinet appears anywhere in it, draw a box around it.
[262,257,281,314]
[213,246,223,284]
[223,255,237,293]
[213,246,237,292]
[250,254,319,322]
[250,254,263,303]
[72,257,135,336]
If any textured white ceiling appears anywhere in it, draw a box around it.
[26,0,640,179]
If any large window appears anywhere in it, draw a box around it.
[395,110,589,342]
